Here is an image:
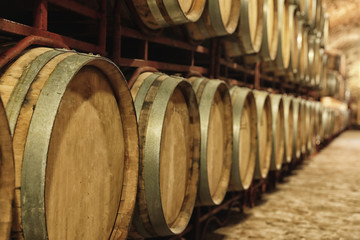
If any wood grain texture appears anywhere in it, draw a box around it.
[0,98,14,240]
[45,66,125,240]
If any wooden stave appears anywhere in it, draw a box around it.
[187,0,241,40]
[262,0,291,76]
[253,90,272,179]
[190,77,233,206]
[223,0,264,57]
[282,96,294,163]
[0,48,139,240]
[291,97,302,159]
[269,94,284,171]
[229,86,257,191]
[131,0,206,30]
[0,97,14,240]
[131,72,200,237]
[286,5,301,82]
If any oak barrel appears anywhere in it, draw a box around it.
[243,0,279,63]
[187,0,240,40]
[297,99,307,154]
[224,0,264,57]
[286,5,300,81]
[307,34,321,87]
[291,97,302,159]
[0,48,139,240]
[299,25,310,85]
[253,90,272,179]
[131,0,206,29]
[306,0,317,28]
[262,0,291,76]
[189,77,232,205]
[130,72,200,237]
[306,101,316,152]
[314,102,323,143]
[0,97,14,240]
[270,94,284,171]
[229,86,257,191]
[282,96,294,163]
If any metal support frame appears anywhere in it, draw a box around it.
[0,0,107,56]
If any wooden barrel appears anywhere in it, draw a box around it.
[223,0,264,57]
[253,90,272,179]
[326,71,340,97]
[270,94,284,171]
[187,0,241,40]
[0,48,139,240]
[306,101,316,152]
[262,0,291,75]
[299,99,307,154]
[295,0,308,20]
[243,0,279,63]
[320,49,328,94]
[307,34,321,87]
[306,34,316,87]
[286,5,300,81]
[306,0,317,28]
[229,87,257,191]
[315,0,323,32]
[131,0,206,30]
[299,25,309,85]
[314,102,324,143]
[130,72,200,237]
[321,12,329,48]
[0,98,14,240]
[189,77,232,205]
[291,97,302,159]
[282,96,294,163]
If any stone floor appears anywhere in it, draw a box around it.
[211,130,360,240]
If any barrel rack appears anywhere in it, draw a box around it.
[0,1,336,240]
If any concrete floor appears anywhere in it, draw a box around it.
[212,130,360,240]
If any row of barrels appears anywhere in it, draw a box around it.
[123,0,329,89]
[0,48,346,240]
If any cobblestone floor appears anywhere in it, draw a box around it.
[212,130,360,240]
